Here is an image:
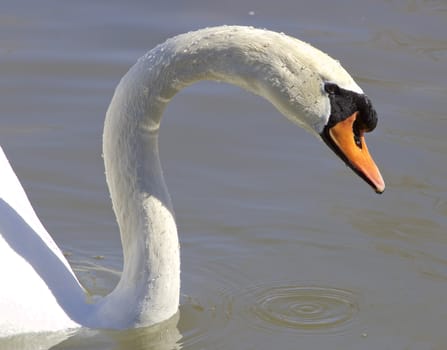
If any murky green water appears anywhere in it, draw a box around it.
[1,0,447,349]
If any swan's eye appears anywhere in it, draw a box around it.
[324,83,340,95]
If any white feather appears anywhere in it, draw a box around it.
[0,25,362,336]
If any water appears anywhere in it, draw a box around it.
[1,0,447,349]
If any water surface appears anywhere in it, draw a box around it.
[1,0,447,349]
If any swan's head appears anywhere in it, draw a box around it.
[250,32,385,193]
[318,82,385,194]
[264,61,384,193]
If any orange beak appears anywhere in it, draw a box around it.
[322,112,385,193]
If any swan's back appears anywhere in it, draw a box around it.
[0,147,65,257]
[0,147,85,335]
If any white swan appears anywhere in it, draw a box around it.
[0,26,385,337]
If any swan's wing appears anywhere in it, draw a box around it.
[0,146,84,335]
[0,146,72,269]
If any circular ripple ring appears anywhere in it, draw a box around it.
[249,285,359,333]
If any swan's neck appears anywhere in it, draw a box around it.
[99,26,357,327]
[100,123,179,326]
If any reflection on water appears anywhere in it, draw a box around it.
[49,316,182,350]
[1,331,74,350]
[1,0,447,349]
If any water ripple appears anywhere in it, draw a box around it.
[246,284,359,334]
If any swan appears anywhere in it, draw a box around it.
[0,25,385,337]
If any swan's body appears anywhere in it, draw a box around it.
[0,26,384,337]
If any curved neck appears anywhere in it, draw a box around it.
[99,26,355,328]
